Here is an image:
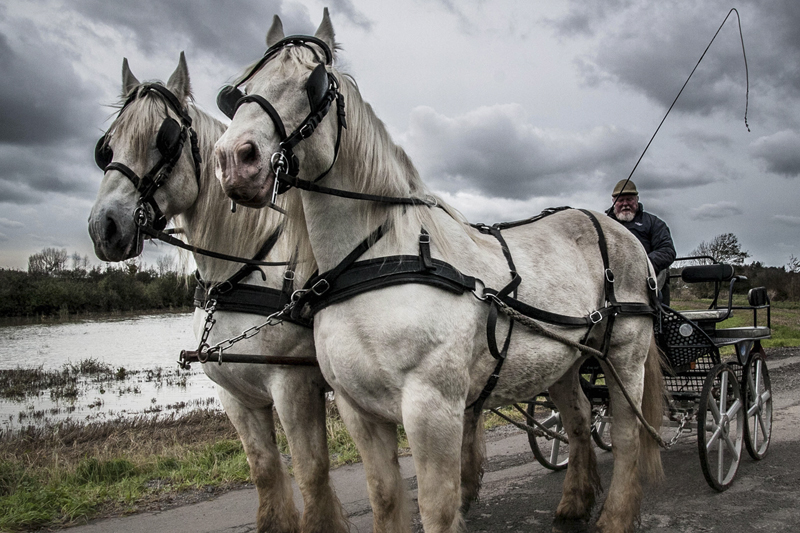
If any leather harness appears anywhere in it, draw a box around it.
[288,206,658,412]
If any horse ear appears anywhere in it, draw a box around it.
[121,58,140,97]
[166,51,192,102]
[266,15,285,47]
[314,8,336,60]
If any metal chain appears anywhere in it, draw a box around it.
[199,292,302,358]
[664,411,692,449]
[179,299,218,369]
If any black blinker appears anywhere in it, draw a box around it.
[217,85,243,119]
[95,135,112,170]
[306,63,329,112]
[156,117,182,158]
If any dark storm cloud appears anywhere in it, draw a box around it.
[0,142,97,204]
[403,104,641,199]
[71,0,304,67]
[0,10,105,205]
[558,1,792,120]
[71,0,371,67]
[0,22,102,145]
[750,130,800,178]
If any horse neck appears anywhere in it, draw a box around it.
[292,81,447,273]
[176,108,286,284]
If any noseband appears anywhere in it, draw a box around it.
[216,35,347,199]
[95,83,202,231]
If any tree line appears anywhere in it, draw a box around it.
[0,248,197,318]
[672,233,800,301]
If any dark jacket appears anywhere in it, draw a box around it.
[606,203,676,273]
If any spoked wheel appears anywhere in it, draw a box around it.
[742,349,772,460]
[526,402,569,471]
[697,363,745,492]
[591,406,612,451]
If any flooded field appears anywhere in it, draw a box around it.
[0,312,222,430]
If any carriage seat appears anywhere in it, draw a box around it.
[678,309,732,321]
[680,263,735,283]
[676,263,739,324]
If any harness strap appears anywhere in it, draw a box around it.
[578,209,616,305]
[276,170,437,205]
[236,95,288,138]
[137,224,291,267]
[193,228,312,328]
[303,255,477,315]
[467,224,521,413]
[291,223,389,320]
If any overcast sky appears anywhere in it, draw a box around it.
[1,0,798,271]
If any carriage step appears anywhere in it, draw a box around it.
[712,326,771,339]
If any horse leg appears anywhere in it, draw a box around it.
[273,378,348,533]
[401,382,466,533]
[594,334,663,533]
[336,391,410,533]
[548,361,601,523]
[460,409,485,514]
[217,388,300,533]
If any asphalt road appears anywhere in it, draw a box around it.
[67,349,800,533]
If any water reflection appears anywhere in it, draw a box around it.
[0,312,222,428]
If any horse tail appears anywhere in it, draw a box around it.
[639,333,666,483]
[460,409,486,513]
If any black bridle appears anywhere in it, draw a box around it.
[95,83,203,232]
[216,35,347,200]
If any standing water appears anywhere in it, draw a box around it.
[0,312,223,429]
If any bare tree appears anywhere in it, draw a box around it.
[28,248,68,275]
[70,252,90,271]
[156,254,175,276]
[690,233,750,265]
[787,254,800,274]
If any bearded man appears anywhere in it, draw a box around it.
[606,179,676,305]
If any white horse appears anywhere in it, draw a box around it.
[215,10,664,533]
[87,54,347,533]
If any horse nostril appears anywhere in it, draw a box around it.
[235,142,259,166]
[104,216,118,242]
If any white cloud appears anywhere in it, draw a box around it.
[400,104,640,199]
[0,218,23,228]
[774,214,800,226]
[689,201,743,220]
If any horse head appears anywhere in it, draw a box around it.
[88,54,203,261]
[214,9,341,209]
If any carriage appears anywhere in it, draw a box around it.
[524,257,773,492]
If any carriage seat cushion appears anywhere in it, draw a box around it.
[713,326,770,339]
[678,309,731,321]
[681,264,735,283]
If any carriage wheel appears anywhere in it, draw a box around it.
[742,349,772,460]
[697,364,744,492]
[526,402,569,471]
[591,406,612,451]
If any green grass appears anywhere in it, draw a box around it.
[0,438,252,531]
